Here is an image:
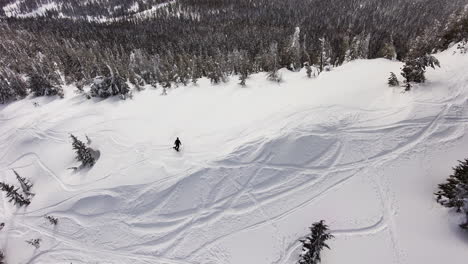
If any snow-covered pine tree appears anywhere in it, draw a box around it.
[28,73,63,97]
[70,134,96,167]
[401,54,440,91]
[239,73,247,87]
[0,71,15,104]
[435,158,468,229]
[299,220,334,264]
[13,170,33,196]
[0,250,4,264]
[305,62,313,78]
[0,182,31,206]
[388,72,400,87]
[267,42,282,82]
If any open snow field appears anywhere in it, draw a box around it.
[0,46,468,264]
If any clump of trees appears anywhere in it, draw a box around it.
[0,182,31,207]
[299,220,334,264]
[401,55,440,91]
[435,159,468,230]
[70,134,99,168]
[0,0,467,104]
[89,74,130,99]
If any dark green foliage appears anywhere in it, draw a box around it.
[0,182,31,207]
[28,73,63,97]
[70,134,96,168]
[0,70,28,104]
[90,75,130,99]
[401,55,440,91]
[388,72,400,87]
[299,220,334,264]
[435,159,468,229]
[0,0,466,103]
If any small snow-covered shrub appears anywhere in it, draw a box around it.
[90,75,130,99]
[388,72,400,87]
[435,159,468,230]
[457,40,468,54]
[26,238,41,249]
[45,215,58,225]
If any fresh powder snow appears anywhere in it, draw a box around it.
[0,46,467,264]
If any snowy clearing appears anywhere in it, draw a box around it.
[0,46,468,264]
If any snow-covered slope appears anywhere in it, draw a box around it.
[0,46,468,264]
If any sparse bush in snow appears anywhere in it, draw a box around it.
[267,69,282,83]
[26,238,41,249]
[435,159,468,229]
[0,182,31,207]
[299,220,334,264]
[45,215,58,225]
[89,75,130,99]
[401,54,440,91]
[388,72,400,87]
[70,134,98,168]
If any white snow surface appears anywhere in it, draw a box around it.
[1,46,468,264]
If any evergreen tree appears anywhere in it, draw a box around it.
[401,55,440,91]
[70,134,96,168]
[305,62,313,78]
[0,250,4,264]
[299,220,334,264]
[89,74,130,99]
[0,182,31,207]
[388,72,400,87]
[28,73,63,97]
[13,170,34,197]
[435,159,468,229]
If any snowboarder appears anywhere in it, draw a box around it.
[174,137,182,152]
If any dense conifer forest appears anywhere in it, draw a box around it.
[1,0,468,102]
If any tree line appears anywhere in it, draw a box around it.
[0,0,468,103]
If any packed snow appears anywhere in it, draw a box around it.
[0,46,468,264]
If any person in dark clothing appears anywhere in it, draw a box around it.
[174,137,182,152]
